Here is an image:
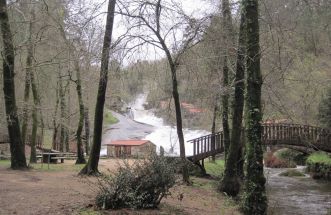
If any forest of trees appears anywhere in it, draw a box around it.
[0,0,330,214]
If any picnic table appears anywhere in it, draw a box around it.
[40,152,77,164]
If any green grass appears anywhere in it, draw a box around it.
[204,159,225,176]
[78,208,102,215]
[0,159,10,168]
[307,152,331,165]
[0,159,84,172]
[103,109,119,125]
[29,162,85,172]
[279,169,305,177]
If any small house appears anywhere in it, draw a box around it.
[105,140,156,158]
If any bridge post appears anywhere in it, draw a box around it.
[193,140,196,156]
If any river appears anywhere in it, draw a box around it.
[102,93,331,214]
[266,167,331,215]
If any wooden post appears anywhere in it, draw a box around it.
[193,140,196,156]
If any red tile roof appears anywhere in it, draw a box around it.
[105,140,150,146]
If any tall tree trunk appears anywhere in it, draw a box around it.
[211,104,218,162]
[75,61,86,164]
[221,58,230,159]
[242,0,268,214]
[0,0,27,169]
[221,0,233,160]
[28,6,38,163]
[20,0,33,148]
[219,5,246,196]
[84,107,90,155]
[52,80,60,150]
[170,62,189,183]
[30,105,37,163]
[79,0,116,175]
[21,59,31,146]
[59,74,66,152]
[157,36,189,183]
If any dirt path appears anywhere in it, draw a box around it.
[0,159,240,215]
[0,167,93,215]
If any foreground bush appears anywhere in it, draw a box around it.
[95,154,176,210]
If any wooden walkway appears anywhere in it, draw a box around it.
[187,123,331,162]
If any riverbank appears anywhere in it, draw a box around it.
[306,152,331,180]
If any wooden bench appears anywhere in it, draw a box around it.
[50,154,77,163]
[40,152,77,164]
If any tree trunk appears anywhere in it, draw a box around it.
[219,5,246,196]
[211,104,218,162]
[28,7,38,163]
[79,0,116,175]
[221,0,233,160]
[21,56,31,146]
[0,0,27,169]
[222,57,230,159]
[171,63,189,183]
[30,105,37,163]
[242,0,268,214]
[84,107,90,155]
[52,80,60,150]
[59,74,66,152]
[75,61,86,164]
[158,38,189,184]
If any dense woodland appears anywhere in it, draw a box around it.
[0,0,330,146]
[0,0,330,214]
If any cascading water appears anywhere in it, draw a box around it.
[130,93,209,156]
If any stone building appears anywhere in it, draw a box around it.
[105,140,156,158]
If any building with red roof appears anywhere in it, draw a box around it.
[104,140,156,158]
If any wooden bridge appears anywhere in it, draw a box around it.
[187,123,331,162]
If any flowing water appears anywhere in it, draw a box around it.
[129,94,209,156]
[103,93,331,214]
[266,167,331,215]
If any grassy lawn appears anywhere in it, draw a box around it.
[204,158,225,177]
[307,152,331,165]
[103,109,119,125]
[0,159,84,172]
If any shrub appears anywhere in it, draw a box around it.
[95,154,176,210]
[306,152,331,180]
[264,152,296,168]
[274,148,307,165]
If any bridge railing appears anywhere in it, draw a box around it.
[262,123,331,151]
[187,132,224,161]
[187,123,331,161]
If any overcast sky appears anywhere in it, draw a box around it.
[96,0,219,63]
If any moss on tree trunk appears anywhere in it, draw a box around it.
[219,3,246,196]
[242,0,267,214]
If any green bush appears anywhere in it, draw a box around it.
[306,152,331,180]
[274,148,307,165]
[95,154,176,210]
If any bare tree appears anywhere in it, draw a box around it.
[0,0,27,169]
[80,0,116,175]
[219,2,246,196]
[117,0,206,183]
